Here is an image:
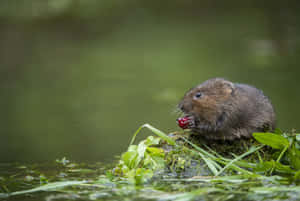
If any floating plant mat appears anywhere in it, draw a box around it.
[1,124,300,201]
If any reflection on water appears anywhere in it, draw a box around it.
[1,5,300,163]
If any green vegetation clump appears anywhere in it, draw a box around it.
[1,124,300,201]
[110,125,300,182]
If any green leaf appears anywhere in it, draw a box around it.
[146,147,164,157]
[137,141,147,163]
[253,161,274,173]
[117,134,166,184]
[287,142,300,170]
[144,136,161,146]
[253,133,289,149]
[296,134,300,142]
[274,128,283,134]
[294,170,300,182]
[121,150,139,169]
[254,160,295,174]
[134,168,153,185]
[274,162,295,174]
[68,169,95,173]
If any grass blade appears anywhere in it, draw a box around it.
[181,137,221,175]
[182,137,254,175]
[198,151,219,176]
[129,124,176,146]
[7,181,86,197]
[216,145,264,176]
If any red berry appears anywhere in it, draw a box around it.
[177,117,190,129]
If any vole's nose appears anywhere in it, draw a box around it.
[178,101,193,113]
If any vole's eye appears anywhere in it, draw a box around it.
[194,92,202,99]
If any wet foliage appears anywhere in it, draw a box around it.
[1,124,300,201]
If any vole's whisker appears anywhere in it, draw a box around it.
[171,107,184,117]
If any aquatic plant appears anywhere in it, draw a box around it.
[1,124,299,201]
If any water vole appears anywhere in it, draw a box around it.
[177,78,276,140]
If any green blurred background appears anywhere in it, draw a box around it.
[1,0,300,162]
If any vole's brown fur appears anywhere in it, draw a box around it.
[178,78,276,140]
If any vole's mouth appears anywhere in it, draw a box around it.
[176,115,195,129]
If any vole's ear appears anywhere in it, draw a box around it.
[223,81,235,95]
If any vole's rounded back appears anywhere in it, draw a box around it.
[178,78,276,140]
